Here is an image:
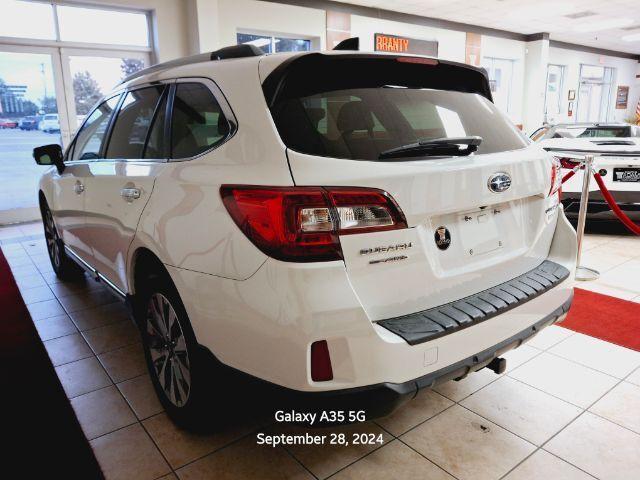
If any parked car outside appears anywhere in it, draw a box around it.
[532,123,640,221]
[38,113,60,133]
[34,46,577,429]
[0,118,18,129]
[19,116,39,130]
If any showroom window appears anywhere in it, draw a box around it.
[545,64,565,118]
[482,57,515,115]
[0,1,153,222]
[237,32,312,53]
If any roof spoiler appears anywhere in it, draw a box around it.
[333,37,359,51]
[119,44,263,85]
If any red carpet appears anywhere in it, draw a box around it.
[0,249,104,479]
[561,288,640,351]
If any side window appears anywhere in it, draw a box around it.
[171,83,230,159]
[106,86,165,159]
[72,95,120,160]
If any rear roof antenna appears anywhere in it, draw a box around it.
[333,37,359,51]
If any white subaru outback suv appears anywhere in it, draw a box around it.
[34,44,576,428]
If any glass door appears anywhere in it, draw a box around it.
[0,45,68,224]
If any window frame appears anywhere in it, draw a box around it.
[167,77,238,162]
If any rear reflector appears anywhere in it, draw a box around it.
[220,186,407,262]
[310,340,333,382]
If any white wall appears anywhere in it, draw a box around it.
[548,46,639,125]
[350,15,466,62]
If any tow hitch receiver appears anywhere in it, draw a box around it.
[486,357,507,375]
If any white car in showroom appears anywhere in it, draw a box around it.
[34,45,576,428]
[532,123,640,221]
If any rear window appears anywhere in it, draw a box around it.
[265,55,527,161]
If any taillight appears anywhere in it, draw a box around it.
[549,157,562,197]
[220,185,407,262]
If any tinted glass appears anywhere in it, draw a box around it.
[171,83,230,159]
[266,55,524,161]
[144,94,167,159]
[273,88,526,160]
[72,95,120,160]
[106,86,164,159]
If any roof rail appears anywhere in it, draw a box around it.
[119,44,264,85]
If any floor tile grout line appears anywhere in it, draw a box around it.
[156,420,274,475]
[504,374,590,411]
[312,434,397,480]
[385,401,465,480]
[536,347,639,381]
[281,444,320,480]
[497,354,639,480]
[137,417,180,478]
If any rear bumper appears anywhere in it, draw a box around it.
[227,294,574,420]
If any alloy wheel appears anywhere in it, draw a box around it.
[146,293,191,407]
[44,208,60,269]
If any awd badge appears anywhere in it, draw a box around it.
[434,226,451,251]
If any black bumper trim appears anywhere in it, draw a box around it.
[377,260,570,346]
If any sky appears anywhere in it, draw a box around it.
[0,52,144,106]
[0,52,54,104]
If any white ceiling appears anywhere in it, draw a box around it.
[341,0,640,55]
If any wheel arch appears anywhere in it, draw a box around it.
[129,246,169,296]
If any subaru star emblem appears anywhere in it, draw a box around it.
[488,172,511,193]
[434,226,451,251]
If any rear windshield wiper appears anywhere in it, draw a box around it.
[378,136,483,160]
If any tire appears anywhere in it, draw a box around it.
[41,202,84,280]
[137,270,225,430]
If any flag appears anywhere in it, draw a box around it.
[636,98,640,125]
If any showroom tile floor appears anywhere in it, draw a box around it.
[1,221,639,480]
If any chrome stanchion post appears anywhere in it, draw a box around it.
[575,154,600,281]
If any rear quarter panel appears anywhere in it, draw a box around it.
[132,59,294,282]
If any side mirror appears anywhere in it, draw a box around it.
[33,144,64,174]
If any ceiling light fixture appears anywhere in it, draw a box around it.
[573,18,634,33]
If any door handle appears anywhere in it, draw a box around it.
[120,187,141,201]
[74,181,85,194]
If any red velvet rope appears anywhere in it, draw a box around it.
[561,169,577,184]
[592,172,640,235]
